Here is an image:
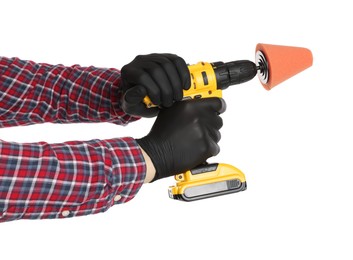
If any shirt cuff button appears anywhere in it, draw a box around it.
[62,210,70,217]
[114,194,122,202]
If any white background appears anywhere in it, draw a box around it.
[1,0,352,259]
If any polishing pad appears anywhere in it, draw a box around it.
[255,43,313,90]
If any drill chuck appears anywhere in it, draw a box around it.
[212,60,258,90]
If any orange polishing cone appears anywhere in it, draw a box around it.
[255,43,313,90]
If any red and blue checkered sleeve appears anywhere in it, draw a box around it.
[0,56,140,127]
[0,137,146,222]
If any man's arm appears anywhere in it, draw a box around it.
[0,56,139,127]
[0,137,146,223]
[0,98,224,223]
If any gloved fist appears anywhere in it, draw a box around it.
[120,54,191,117]
[137,98,226,181]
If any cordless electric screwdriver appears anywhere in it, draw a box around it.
[144,43,313,201]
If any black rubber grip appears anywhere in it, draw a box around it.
[212,60,257,90]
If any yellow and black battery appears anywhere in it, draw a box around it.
[169,163,247,201]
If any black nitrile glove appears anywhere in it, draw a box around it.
[137,98,226,181]
[120,54,191,117]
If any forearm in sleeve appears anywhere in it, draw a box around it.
[0,56,139,127]
[0,137,146,223]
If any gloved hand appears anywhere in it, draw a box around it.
[120,54,191,117]
[137,98,226,181]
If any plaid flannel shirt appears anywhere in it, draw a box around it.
[0,57,146,223]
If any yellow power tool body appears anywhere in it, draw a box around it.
[144,59,259,201]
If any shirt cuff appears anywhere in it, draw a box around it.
[105,137,146,204]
